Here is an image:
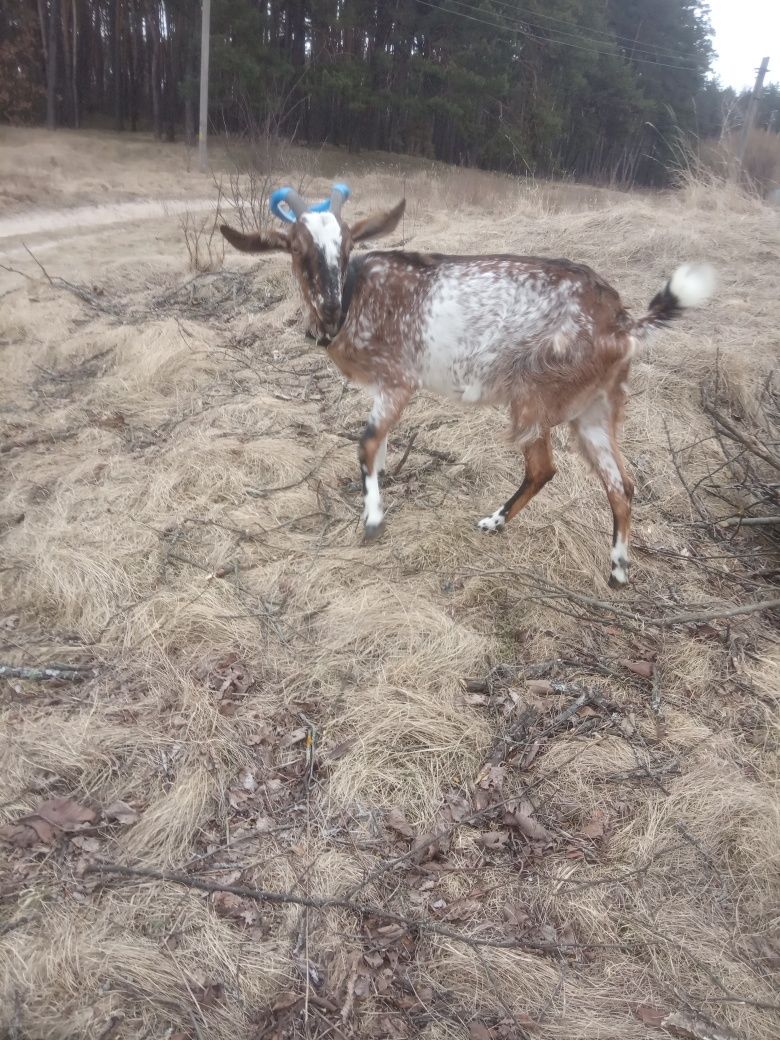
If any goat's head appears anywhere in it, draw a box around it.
[220,184,405,341]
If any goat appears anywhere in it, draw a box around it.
[220,185,715,587]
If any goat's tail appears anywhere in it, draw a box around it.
[631,263,716,341]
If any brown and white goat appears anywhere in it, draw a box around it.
[220,187,715,587]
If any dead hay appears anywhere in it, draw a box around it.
[1,131,779,1040]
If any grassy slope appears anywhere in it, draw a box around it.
[1,127,778,1040]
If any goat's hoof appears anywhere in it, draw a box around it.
[363,519,386,542]
[477,513,505,534]
[608,570,629,589]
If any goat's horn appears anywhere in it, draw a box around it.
[328,183,351,217]
[269,187,307,224]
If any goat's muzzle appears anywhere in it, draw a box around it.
[321,302,341,340]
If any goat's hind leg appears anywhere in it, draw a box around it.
[359,391,410,539]
[478,429,556,532]
[570,397,634,587]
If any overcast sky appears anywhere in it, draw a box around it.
[708,0,775,90]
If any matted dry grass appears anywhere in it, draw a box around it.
[1,127,778,1040]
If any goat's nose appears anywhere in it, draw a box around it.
[322,301,341,331]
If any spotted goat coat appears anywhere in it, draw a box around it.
[221,193,715,587]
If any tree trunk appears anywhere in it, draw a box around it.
[113,0,123,130]
[183,15,196,146]
[71,0,79,127]
[46,0,60,129]
[147,3,161,138]
[60,0,73,125]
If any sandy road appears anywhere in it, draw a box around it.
[0,197,215,258]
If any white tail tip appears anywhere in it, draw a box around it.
[669,263,717,309]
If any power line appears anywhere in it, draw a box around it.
[441,0,701,69]
[415,0,702,71]
[486,0,701,61]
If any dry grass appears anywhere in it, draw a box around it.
[1,126,779,1040]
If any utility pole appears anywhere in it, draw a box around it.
[736,57,770,174]
[198,0,211,173]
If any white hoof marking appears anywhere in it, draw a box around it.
[478,510,505,533]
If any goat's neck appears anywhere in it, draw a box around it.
[337,254,367,333]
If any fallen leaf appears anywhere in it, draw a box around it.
[469,1024,492,1040]
[444,792,471,822]
[477,764,506,791]
[478,830,509,850]
[70,835,100,852]
[525,679,553,695]
[633,1004,667,1027]
[662,1010,738,1040]
[464,693,489,706]
[212,891,244,915]
[0,797,96,847]
[271,990,302,1012]
[353,974,371,998]
[327,738,355,761]
[621,659,655,679]
[503,805,551,842]
[283,727,308,746]
[238,767,257,792]
[228,787,253,809]
[521,741,541,770]
[692,623,721,641]
[255,814,275,833]
[363,950,384,969]
[386,807,414,839]
[442,898,483,921]
[104,800,139,826]
[195,981,224,1008]
[580,813,606,840]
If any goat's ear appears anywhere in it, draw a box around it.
[220,224,291,253]
[349,199,405,243]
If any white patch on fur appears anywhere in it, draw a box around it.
[610,534,629,584]
[478,509,505,532]
[376,436,388,474]
[363,471,383,528]
[417,264,582,404]
[669,263,716,309]
[300,211,342,271]
[578,418,623,491]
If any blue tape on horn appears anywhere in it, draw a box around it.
[269,187,297,224]
[309,183,352,213]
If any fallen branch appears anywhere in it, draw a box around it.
[0,663,95,682]
[22,245,120,317]
[717,515,780,528]
[86,863,653,956]
[461,561,780,630]
[703,404,780,473]
[391,430,419,477]
[660,597,780,627]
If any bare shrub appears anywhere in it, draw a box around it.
[179,182,225,272]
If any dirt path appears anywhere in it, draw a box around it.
[0,197,214,242]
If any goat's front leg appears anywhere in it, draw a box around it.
[359,391,409,539]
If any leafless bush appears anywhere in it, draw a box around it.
[179,182,225,273]
[218,90,318,233]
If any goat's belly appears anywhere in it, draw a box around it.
[419,355,492,404]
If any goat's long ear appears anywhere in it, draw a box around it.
[220,225,291,253]
[349,199,405,243]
